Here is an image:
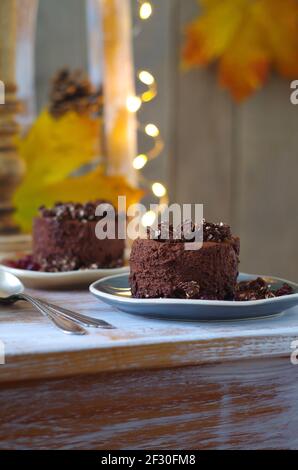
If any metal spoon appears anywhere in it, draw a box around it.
[37,300,115,329]
[0,271,86,335]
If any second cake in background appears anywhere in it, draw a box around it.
[33,201,124,272]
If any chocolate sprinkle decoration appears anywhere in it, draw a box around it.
[203,220,231,242]
[38,201,114,222]
[170,277,294,301]
[174,281,201,299]
[235,277,294,301]
[146,220,232,243]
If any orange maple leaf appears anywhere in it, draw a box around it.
[256,0,298,78]
[182,0,298,101]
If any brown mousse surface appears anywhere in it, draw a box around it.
[32,201,124,272]
[129,222,240,300]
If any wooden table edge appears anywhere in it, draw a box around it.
[0,332,295,384]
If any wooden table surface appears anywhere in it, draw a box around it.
[1,288,298,382]
[1,288,298,449]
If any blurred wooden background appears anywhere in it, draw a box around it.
[35,0,298,280]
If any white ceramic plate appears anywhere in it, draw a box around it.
[90,272,298,321]
[0,257,129,289]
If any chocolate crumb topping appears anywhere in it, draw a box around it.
[38,201,114,222]
[4,254,123,272]
[174,281,201,299]
[203,221,231,242]
[235,277,294,301]
[274,283,294,297]
[146,223,177,242]
[146,220,232,243]
[235,277,273,301]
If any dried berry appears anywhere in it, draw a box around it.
[4,253,124,273]
[5,255,41,271]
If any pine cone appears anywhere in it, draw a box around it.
[49,68,103,118]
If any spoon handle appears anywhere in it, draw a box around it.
[19,294,87,335]
[36,299,115,329]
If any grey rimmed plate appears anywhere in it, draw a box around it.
[90,273,298,321]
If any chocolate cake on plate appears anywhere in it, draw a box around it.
[32,201,124,272]
[129,221,240,300]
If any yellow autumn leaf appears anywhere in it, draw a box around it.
[16,109,101,186]
[14,166,143,232]
[14,109,143,232]
[182,0,298,101]
[42,166,143,210]
[183,0,246,67]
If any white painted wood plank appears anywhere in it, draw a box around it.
[0,287,298,382]
[233,77,298,282]
[133,0,176,186]
[172,2,298,282]
[36,0,88,109]
[172,1,233,223]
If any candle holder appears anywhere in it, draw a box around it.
[0,0,22,234]
[88,0,137,185]
[0,0,38,253]
[1,0,138,246]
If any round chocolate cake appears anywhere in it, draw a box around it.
[32,201,124,272]
[129,221,240,300]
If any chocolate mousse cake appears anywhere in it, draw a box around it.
[129,221,240,300]
[32,201,124,272]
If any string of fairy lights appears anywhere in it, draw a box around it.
[126,0,168,227]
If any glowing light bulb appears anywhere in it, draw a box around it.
[126,95,142,113]
[133,154,148,170]
[145,123,159,137]
[152,182,167,198]
[139,2,152,20]
[141,210,156,227]
[139,70,155,86]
